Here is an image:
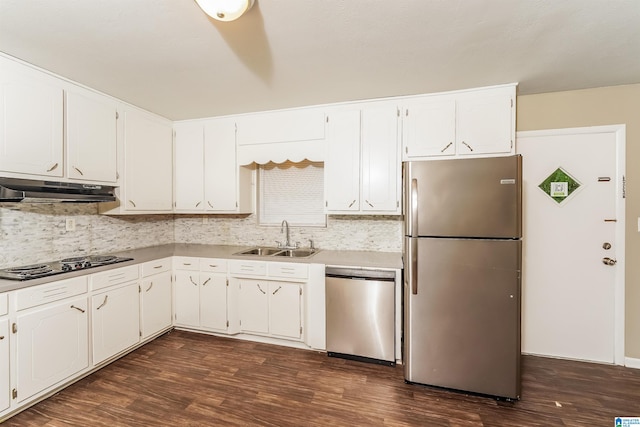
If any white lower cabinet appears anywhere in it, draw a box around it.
[91,283,140,365]
[174,257,228,333]
[16,295,89,403]
[140,259,172,340]
[238,279,302,340]
[0,317,9,413]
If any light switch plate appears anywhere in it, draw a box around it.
[65,218,76,232]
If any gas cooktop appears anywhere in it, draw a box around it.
[0,255,134,281]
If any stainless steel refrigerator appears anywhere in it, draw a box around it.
[404,155,522,400]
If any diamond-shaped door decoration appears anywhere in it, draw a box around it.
[538,167,581,204]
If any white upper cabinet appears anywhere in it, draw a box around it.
[173,118,252,213]
[0,57,64,178]
[65,89,117,182]
[402,84,516,160]
[174,121,205,211]
[0,55,117,183]
[121,108,173,211]
[325,103,401,214]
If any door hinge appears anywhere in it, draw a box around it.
[300,326,303,335]
[511,98,514,108]
[226,320,229,327]
[623,175,626,198]
[326,116,329,123]
[138,285,141,293]
[325,201,328,207]
[405,146,408,154]
[12,388,17,399]
[239,320,242,326]
[397,108,400,117]
[226,279,229,286]
[139,331,142,337]
[115,111,119,120]
[12,323,17,334]
[511,139,513,149]
[299,287,302,296]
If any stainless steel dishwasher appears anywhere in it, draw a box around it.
[325,266,396,365]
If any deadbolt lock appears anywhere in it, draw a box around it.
[602,257,617,266]
[602,242,612,250]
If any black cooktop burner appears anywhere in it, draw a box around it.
[0,255,134,281]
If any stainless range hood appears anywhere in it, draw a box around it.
[0,178,117,203]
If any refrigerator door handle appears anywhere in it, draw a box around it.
[410,178,418,237]
[410,238,418,295]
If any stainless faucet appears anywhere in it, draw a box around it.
[281,220,291,249]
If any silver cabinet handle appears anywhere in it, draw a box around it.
[0,335,5,340]
[189,276,198,286]
[461,141,473,151]
[128,200,136,207]
[440,142,453,153]
[365,200,374,208]
[71,305,86,313]
[46,162,59,172]
[73,166,84,176]
[195,201,201,208]
[257,284,266,294]
[207,201,214,208]
[272,286,282,295]
[348,199,357,208]
[146,282,153,292]
[153,265,162,269]
[96,295,108,310]
[202,278,211,287]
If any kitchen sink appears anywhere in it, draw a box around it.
[273,248,318,258]
[233,247,319,258]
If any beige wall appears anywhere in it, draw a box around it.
[517,83,640,359]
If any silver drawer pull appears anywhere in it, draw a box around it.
[202,278,211,286]
[146,282,153,292]
[272,286,282,295]
[153,265,163,269]
[257,284,266,294]
[46,162,59,172]
[189,276,198,286]
[96,295,108,310]
[71,305,86,313]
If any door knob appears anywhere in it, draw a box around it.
[602,242,612,250]
[602,257,617,266]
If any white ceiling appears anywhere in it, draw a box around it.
[1,0,639,121]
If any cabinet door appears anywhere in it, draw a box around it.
[238,279,269,334]
[269,282,301,339]
[16,296,89,402]
[0,58,63,177]
[92,283,140,365]
[66,90,117,182]
[204,118,237,211]
[361,105,400,213]
[456,90,514,155]
[174,271,200,327]
[324,110,361,212]
[402,96,456,158]
[140,271,172,339]
[0,318,9,412]
[123,108,173,211]
[174,121,204,211]
[200,273,228,331]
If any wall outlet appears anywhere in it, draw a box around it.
[65,218,76,232]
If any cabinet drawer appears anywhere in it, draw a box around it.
[16,276,88,310]
[268,262,308,280]
[229,260,267,276]
[90,265,139,291]
[0,293,7,316]
[141,257,172,277]
[173,257,199,271]
[200,258,227,273]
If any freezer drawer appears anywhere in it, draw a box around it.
[326,268,395,364]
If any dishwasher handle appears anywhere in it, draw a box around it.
[325,267,395,281]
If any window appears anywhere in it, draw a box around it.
[257,161,326,226]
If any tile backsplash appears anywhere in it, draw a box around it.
[0,204,402,268]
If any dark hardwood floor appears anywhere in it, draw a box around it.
[5,330,640,426]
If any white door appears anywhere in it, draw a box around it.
[16,296,89,402]
[200,274,228,331]
[174,271,201,327]
[92,283,140,365]
[238,279,269,334]
[517,125,625,364]
[0,318,9,412]
[269,282,301,340]
[140,271,173,339]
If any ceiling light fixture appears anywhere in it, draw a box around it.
[195,0,255,22]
